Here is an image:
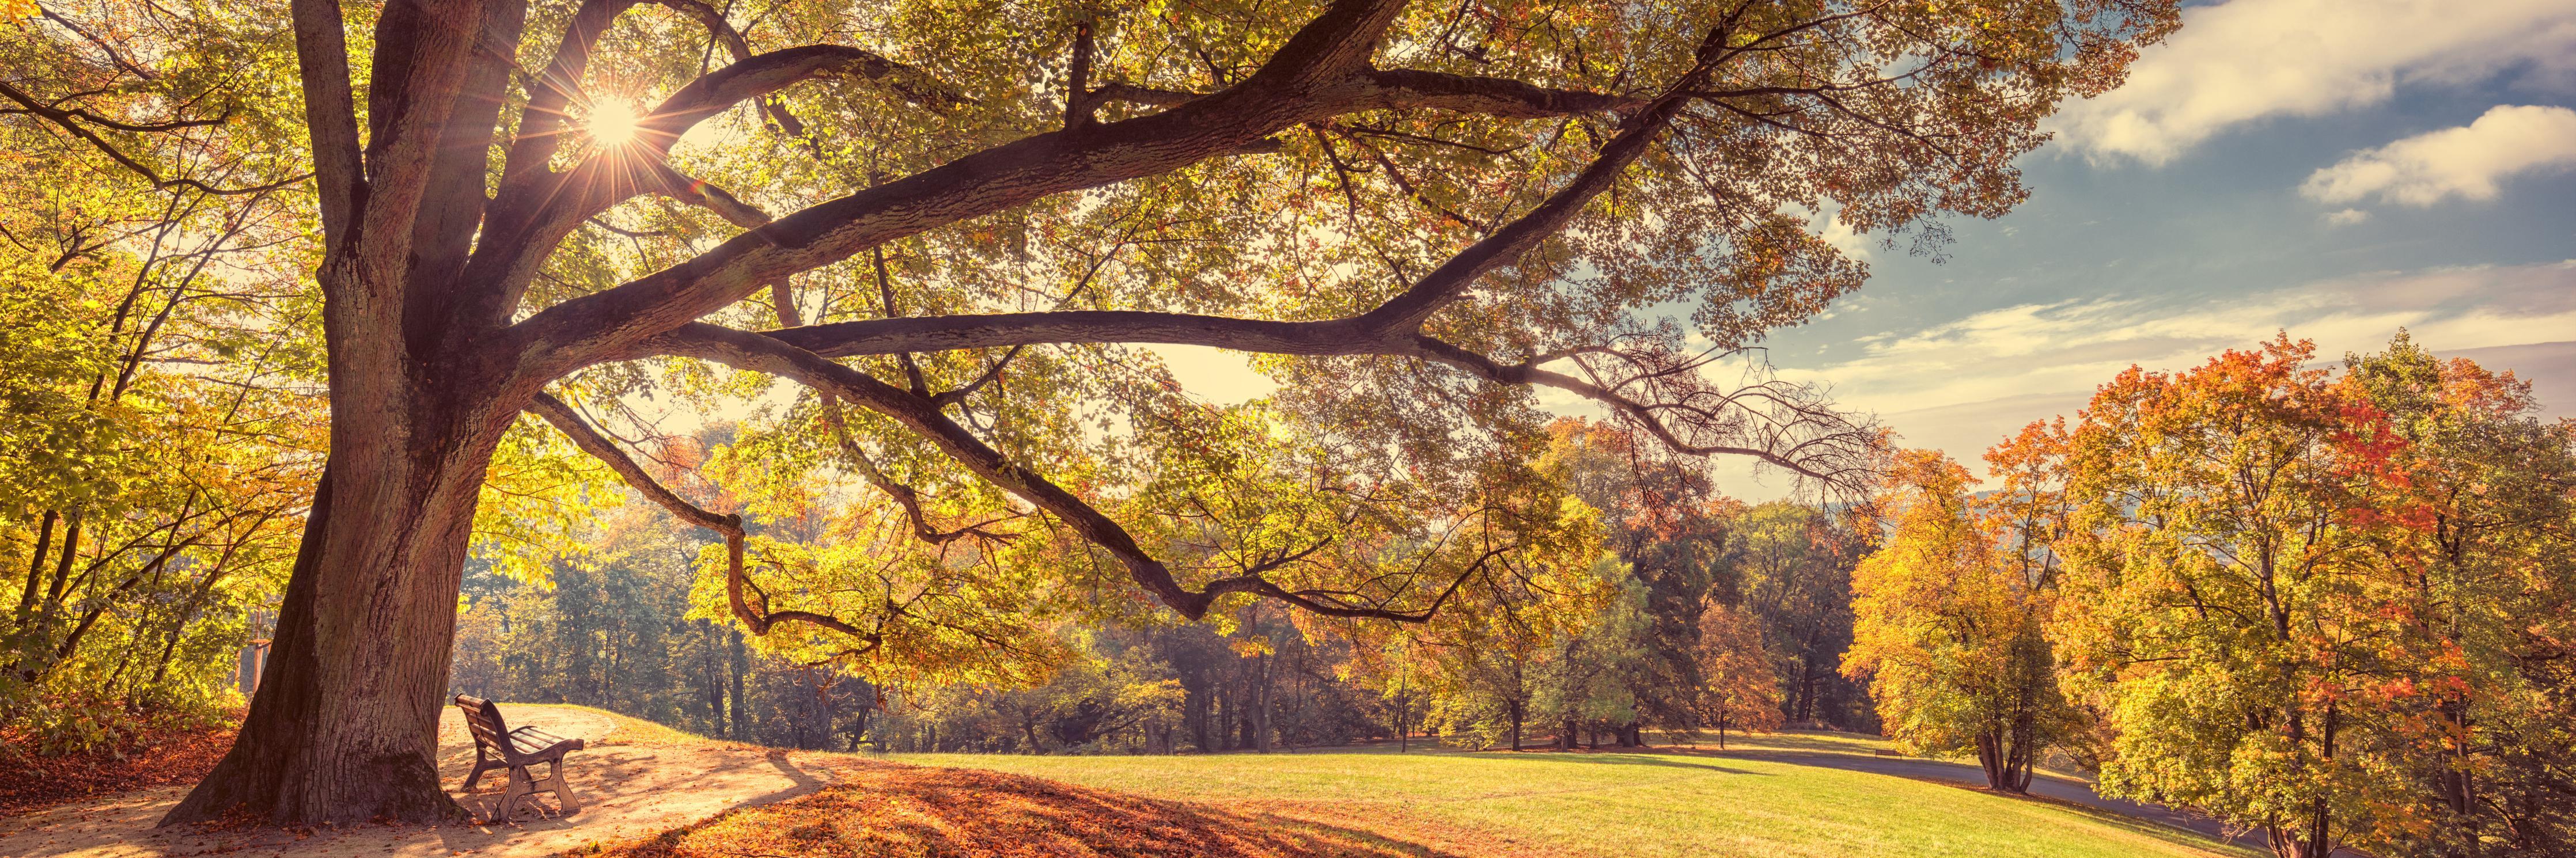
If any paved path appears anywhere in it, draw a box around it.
[1729,750,2251,841]
[1711,747,2309,855]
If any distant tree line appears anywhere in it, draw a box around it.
[447,419,1878,755]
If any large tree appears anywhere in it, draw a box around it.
[2339,335,2576,856]
[2053,336,2440,858]
[134,0,2175,823]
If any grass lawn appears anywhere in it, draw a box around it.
[873,741,2258,858]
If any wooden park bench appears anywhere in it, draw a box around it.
[453,694,585,823]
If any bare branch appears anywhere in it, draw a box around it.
[523,391,884,641]
[0,81,310,198]
[644,324,1472,622]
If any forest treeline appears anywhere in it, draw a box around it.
[446,419,1879,755]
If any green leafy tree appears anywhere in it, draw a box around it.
[1729,500,1871,729]
[3,0,321,748]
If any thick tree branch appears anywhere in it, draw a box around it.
[1353,68,1645,117]
[286,0,364,248]
[638,44,969,147]
[498,0,1415,379]
[739,306,1874,487]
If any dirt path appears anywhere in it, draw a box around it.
[0,706,845,858]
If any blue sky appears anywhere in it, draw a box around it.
[1167,0,2576,500]
[1728,0,2576,495]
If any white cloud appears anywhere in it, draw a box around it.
[2302,105,2576,206]
[1776,260,2576,463]
[2324,208,2371,226]
[2052,0,2576,164]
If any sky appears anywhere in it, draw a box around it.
[1166,0,2576,502]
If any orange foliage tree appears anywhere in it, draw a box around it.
[2336,334,2576,856]
[2053,334,2455,858]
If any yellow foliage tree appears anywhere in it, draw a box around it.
[1843,442,2075,793]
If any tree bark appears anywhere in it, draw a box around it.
[162,416,510,823]
[729,627,748,739]
[1251,652,1272,753]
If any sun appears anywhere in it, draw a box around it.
[588,99,641,147]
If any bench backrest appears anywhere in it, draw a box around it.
[454,694,518,760]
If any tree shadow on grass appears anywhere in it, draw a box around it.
[583,758,1479,858]
[1484,750,1766,776]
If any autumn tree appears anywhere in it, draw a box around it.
[2054,336,2426,858]
[2338,335,2576,857]
[1728,500,1870,728]
[1843,442,2075,792]
[1694,601,1779,749]
[2,0,320,745]
[7,0,2186,822]
[1536,418,1740,745]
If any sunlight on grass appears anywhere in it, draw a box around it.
[870,746,2260,858]
[508,704,744,749]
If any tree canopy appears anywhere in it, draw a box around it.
[6,0,2180,825]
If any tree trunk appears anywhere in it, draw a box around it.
[1792,658,1817,723]
[2439,696,2472,816]
[1975,731,2010,792]
[1508,700,1524,752]
[164,415,509,824]
[729,627,748,739]
[703,628,726,732]
[1185,675,1211,753]
[1251,653,1272,753]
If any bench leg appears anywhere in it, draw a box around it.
[463,747,498,792]
[547,758,579,814]
[493,765,532,823]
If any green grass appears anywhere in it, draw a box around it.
[870,742,2258,858]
